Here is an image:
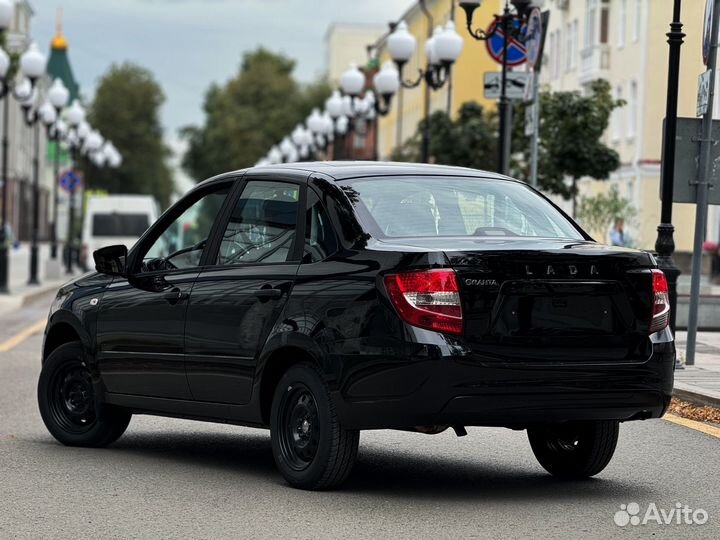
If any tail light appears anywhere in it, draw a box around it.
[383,269,463,334]
[649,269,670,333]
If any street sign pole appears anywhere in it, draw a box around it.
[525,8,546,189]
[498,4,512,175]
[529,73,540,188]
[687,0,720,365]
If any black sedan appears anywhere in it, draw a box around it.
[38,162,675,490]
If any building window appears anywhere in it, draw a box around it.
[571,20,578,68]
[600,0,610,44]
[549,31,556,79]
[585,0,598,48]
[612,85,623,141]
[618,0,626,47]
[554,30,562,78]
[565,23,573,70]
[627,80,637,139]
[633,0,641,42]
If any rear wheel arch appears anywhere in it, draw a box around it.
[259,346,322,425]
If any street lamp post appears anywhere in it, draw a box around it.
[14,42,47,287]
[336,61,400,160]
[459,0,545,174]
[64,99,85,274]
[0,0,13,294]
[386,12,463,162]
[46,79,69,260]
[655,0,684,341]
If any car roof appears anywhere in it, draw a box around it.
[197,161,518,185]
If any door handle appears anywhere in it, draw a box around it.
[253,287,282,300]
[164,287,189,305]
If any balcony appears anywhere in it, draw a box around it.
[579,44,610,85]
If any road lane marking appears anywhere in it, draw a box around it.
[0,319,46,352]
[664,413,720,439]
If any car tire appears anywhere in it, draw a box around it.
[527,420,619,479]
[38,342,131,448]
[270,363,359,490]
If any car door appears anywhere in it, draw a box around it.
[95,180,237,399]
[184,174,304,405]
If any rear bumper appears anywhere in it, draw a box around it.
[333,339,675,430]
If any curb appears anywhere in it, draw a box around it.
[0,279,69,315]
[673,382,720,409]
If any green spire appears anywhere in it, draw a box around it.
[46,8,80,102]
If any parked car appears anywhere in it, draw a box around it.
[38,162,675,490]
[81,195,159,270]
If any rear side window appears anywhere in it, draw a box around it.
[216,181,299,265]
[343,177,583,240]
[92,213,149,237]
[303,189,338,263]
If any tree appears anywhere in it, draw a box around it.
[181,48,331,181]
[391,101,497,169]
[84,63,174,208]
[576,186,637,244]
[512,79,624,215]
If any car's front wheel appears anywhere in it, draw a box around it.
[38,342,131,447]
[270,363,359,490]
[527,420,619,479]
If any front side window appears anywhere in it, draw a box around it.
[343,177,583,240]
[140,185,230,272]
[216,181,299,265]
[303,189,338,263]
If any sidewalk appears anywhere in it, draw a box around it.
[674,330,720,408]
[0,243,78,316]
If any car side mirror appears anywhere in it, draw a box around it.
[94,245,128,276]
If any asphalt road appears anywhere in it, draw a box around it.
[1,294,718,539]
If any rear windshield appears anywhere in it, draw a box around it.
[92,213,150,237]
[342,177,583,240]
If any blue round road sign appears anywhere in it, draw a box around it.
[59,169,81,191]
[485,18,527,67]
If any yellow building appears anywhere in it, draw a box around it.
[373,0,503,159]
[542,0,715,255]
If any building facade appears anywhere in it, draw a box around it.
[541,0,714,255]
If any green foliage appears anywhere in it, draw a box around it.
[512,79,624,209]
[181,48,332,181]
[576,186,637,240]
[83,62,173,207]
[391,101,498,169]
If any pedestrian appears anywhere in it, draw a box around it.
[608,217,626,247]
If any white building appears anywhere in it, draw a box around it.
[541,0,716,261]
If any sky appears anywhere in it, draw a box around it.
[30,0,413,137]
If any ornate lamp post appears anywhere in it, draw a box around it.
[64,99,85,274]
[46,78,69,260]
[654,0,684,344]
[458,0,545,174]
[336,61,399,160]
[386,9,463,162]
[0,17,47,291]
[16,42,48,286]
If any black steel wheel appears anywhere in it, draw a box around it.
[277,384,321,471]
[527,420,619,479]
[38,342,131,447]
[47,360,96,434]
[271,363,359,490]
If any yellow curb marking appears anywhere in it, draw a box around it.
[0,319,46,353]
[664,413,720,439]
